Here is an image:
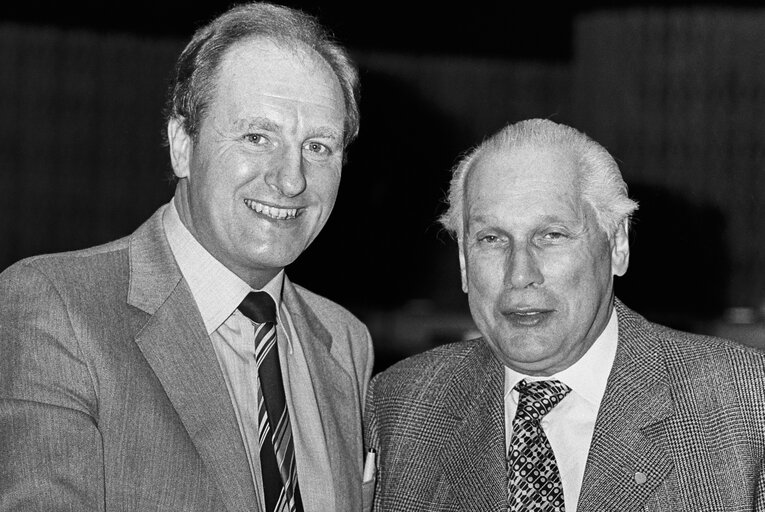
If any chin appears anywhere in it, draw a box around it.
[495,334,558,358]
[250,253,300,270]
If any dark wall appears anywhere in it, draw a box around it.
[2,8,765,366]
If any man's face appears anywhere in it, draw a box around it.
[168,38,346,288]
[459,144,629,375]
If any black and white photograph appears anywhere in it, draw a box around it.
[1,1,764,510]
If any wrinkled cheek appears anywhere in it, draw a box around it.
[467,260,503,296]
[467,278,500,327]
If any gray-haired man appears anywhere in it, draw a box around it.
[365,118,765,512]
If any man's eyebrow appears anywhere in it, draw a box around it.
[468,213,494,224]
[306,126,342,140]
[538,214,580,224]
[465,214,501,229]
[235,117,280,132]
[233,118,342,141]
[466,213,582,228]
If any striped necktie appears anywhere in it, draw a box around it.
[507,379,571,511]
[239,291,303,512]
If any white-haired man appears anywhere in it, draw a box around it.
[364,118,765,511]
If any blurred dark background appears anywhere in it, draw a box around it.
[2,1,765,372]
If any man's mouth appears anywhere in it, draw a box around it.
[504,308,553,326]
[244,199,300,220]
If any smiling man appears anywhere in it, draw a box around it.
[0,3,374,512]
[364,118,765,512]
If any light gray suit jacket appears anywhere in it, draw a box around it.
[0,207,374,511]
[365,300,765,511]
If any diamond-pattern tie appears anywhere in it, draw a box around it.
[507,379,571,512]
[239,291,303,512]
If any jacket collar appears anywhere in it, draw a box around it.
[128,206,259,512]
[282,280,362,508]
[577,299,675,512]
[438,341,507,512]
[127,205,182,315]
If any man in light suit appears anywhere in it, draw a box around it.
[364,118,765,511]
[0,3,374,511]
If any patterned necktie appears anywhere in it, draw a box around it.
[507,379,571,512]
[239,291,304,512]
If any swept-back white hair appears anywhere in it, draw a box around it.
[439,118,638,239]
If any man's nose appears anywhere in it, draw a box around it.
[505,245,544,289]
[265,147,307,197]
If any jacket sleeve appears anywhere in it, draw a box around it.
[0,262,104,511]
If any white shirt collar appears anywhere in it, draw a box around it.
[503,307,619,408]
[162,199,285,335]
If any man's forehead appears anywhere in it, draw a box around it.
[218,36,336,85]
[467,144,579,197]
[463,144,593,225]
[204,37,345,130]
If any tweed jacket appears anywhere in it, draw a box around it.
[0,206,374,512]
[365,300,765,511]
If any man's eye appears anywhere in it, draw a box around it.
[304,141,330,155]
[244,133,268,145]
[479,235,499,243]
[542,231,566,241]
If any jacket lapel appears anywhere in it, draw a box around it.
[127,208,259,512]
[282,279,361,510]
[578,300,675,512]
[439,342,507,512]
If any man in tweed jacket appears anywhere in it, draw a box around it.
[364,119,765,511]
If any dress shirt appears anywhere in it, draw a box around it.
[163,199,336,512]
[504,310,618,512]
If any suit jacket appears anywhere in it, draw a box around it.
[0,207,374,512]
[365,300,765,511]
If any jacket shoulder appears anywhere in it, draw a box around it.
[619,302,765,412]
[654,321,765,389]
[623,304,765,365]
[618,299,764,355]
[370,339,487,403]
[0,236,131,293]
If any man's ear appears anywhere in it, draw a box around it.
[167,118,192,179]
[611,218,631,277]
[458,236,469,293]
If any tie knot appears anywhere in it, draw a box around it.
[238,291,277,324]
[514,379,570,422]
